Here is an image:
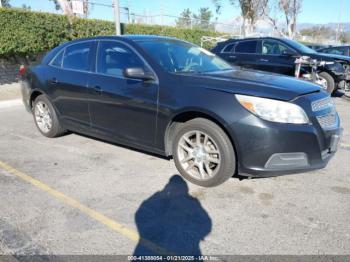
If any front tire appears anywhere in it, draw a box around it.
[172,118,236,187]
[318,72,335,94]
[32,95,66,138]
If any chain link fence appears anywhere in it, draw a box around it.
[26,0,345,46]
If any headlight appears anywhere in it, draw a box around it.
[235,94,309,124]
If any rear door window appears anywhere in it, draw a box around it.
[62,42,92,71]
[235,41,257,54]
[50,50,64,67]
[222,43,236,53]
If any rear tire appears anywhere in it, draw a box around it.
[32,95,66,138]
[318,72,335,94]
[172,118,236,187]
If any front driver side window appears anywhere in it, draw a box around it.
[97,41,145,77]
[262,40,293,55]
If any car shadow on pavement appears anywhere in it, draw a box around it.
[133,175,212,256]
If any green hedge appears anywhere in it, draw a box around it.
[0,8,222,59]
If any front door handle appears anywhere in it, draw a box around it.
[229,55,236,59]
[260,58,269,62]
[92,85,102,94]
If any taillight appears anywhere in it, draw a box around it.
[19,65,27,76]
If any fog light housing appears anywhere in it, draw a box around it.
[265,153,309,170]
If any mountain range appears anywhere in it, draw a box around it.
[298,23,350,32]
[216,17,350,34]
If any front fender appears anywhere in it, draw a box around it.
[324,61,346,79]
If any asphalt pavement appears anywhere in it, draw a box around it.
[0,97,349,257]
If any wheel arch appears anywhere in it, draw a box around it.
[323,64,343,82]
[164,109,238,161]
[29,90,45,109]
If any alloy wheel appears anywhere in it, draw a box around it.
[316,76,328,90]
[177,130,221,181]
[34,101,53,133]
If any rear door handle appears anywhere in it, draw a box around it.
[50,78,58,84]
[229,55,236,59]
[92,85,102,94]
[260,58,269,62]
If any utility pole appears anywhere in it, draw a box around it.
[160,2,164,25]
[126,0,131,24]
[336,0,343,43]
[113,0,121,35]
[125,7,130,24]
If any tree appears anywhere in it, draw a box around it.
[21,4,31,10]
[193,8,213,30]
[176,8,192,28]
[214,0,266,36]
[1,0,11,7]
[176,8,214,30]
[281,0,301,38]
[300,26,349,44]
[261,0,303,39]
[50,0,89,20]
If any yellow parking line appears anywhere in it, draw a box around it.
[341,143,350,148]
[0,160,170,255]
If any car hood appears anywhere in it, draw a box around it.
[179,68,321,101]
[309,52,350,63]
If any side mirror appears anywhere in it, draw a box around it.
[282,50,296,57]
[123,68,155,81]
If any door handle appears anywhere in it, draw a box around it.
[50,78,58,84]
[92,85,102,94]
[229,55,236,59]
[260,59,269,62]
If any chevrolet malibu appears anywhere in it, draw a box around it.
[21,35,342,187]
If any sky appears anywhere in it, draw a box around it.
[9,0,350,25]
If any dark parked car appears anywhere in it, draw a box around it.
[318,45,350,57]
[307,44,332,51]
[21,36,341,187]
[212,37,350,93]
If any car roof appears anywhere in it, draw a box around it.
[223,36,285,43]
[41,35,184,65]
[320,45,350,49]
[65,34,180,43]
[123,35,180,41]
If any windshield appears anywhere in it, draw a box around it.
[137,39,232,73]
[283,39,317,54]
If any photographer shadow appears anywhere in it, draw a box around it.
[133,175,212,256]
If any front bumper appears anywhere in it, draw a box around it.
[229,92,342,177]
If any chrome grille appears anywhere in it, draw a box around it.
[317,113,338,130]
[311,97,334,112]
